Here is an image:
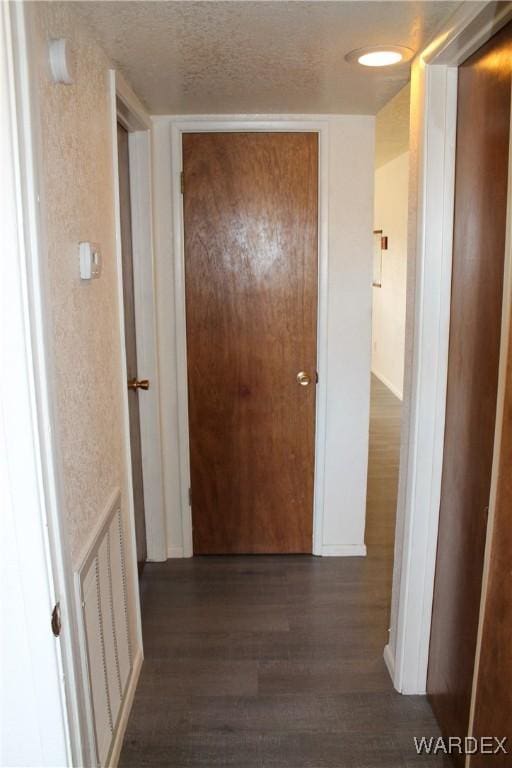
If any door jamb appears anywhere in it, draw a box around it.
[113,72,168,563]
[388,0,512,695]
[169,118,330,556]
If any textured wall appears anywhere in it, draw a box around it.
[372,151,409,399]
[29,1,125,566]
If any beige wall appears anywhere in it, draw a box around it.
[372,150,409,399]
[28,1,127,566]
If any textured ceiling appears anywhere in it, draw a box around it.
[375,82,410,167]
[74,1,460,115]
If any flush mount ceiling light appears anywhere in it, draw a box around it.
[345,45,413,67]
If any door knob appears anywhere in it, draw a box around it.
[296,371,311,387]
[128,378,150,391]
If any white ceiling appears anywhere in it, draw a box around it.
[74,1,461,115]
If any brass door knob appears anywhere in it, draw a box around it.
[296,371,311,387]
[128,378,150,391]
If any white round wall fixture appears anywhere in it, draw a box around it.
[345,45,414,67]
[48,38,75,85]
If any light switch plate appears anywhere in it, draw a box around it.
[79,242,102,280]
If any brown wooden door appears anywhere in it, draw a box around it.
[118,123,147,573]
[427,22,512,750]
[183,132,318,554]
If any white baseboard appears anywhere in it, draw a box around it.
[371,368,403,401]
[167,545,184,558]
[168,545,367,558]
[109,647,143,768]
[383,643,396,689]
[321,544,367,557]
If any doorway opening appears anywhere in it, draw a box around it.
[367,83,411,658]
[118,120,148,576]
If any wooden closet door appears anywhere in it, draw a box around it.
[470,22,512,766]
[183,132,318,554]
[427,21,512,752]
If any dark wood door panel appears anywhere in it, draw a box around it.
[470,21,512,766]
[427,21,512,752]
[183,132,318,554]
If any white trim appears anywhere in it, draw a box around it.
[321,545,367,557]
[383,643,395,682]
[389,1,512,695]
[109,69,144,649]
[116,71,151,131]
[168,116,330,557]
[128,132,168,563]
[114,71,167,563]
[167,546,185,559]
[371,369,403,401]
[109,648,143,768]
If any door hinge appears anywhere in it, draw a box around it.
[51,602,62,638]
[315,370,319,383]
[180,171,184,195]
[188,486,192,506]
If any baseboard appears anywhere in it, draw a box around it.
[383,643,396,687]
[321,544,367,557]
[109,647,143,768]
[169,545,367,558]
[371,369,403,401]
[167,545,184,558]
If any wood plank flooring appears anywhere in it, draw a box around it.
[120,376,447,767]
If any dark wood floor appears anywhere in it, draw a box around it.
[120,376,446,767]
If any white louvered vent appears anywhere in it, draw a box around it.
[76,491,132,767]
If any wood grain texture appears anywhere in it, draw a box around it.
[120,378,449,768]
[470,22,512,763]
[427,22,512,753]
[182,132,318,554]
[118,123,147,571]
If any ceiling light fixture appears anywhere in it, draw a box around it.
[345,45,413,68]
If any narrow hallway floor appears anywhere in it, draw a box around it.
[120,376,447,767]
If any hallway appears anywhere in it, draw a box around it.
[120,377,444,767]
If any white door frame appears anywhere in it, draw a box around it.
[169,118,330,556]
[388,0,512,695]
[113,72,168,563]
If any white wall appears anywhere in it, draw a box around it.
[152,115,375,556]
[322,118,374,553]
[372,150,409,399]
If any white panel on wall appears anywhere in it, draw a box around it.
[82,562,112,766]
[109,512,132,694]
[76,492,132,767]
